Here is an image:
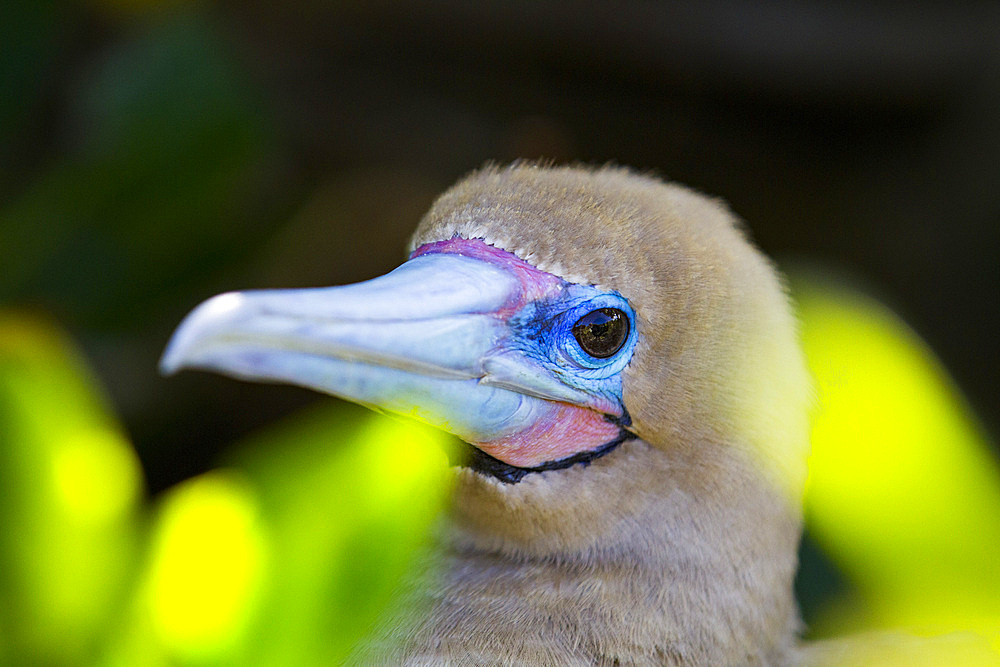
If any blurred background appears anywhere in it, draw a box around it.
[2,0,999,663]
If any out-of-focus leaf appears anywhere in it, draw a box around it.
[228,404,457,666]
[791,269,1000,649]
[800,629,1000,667]
[104,470,267,666]
[106,402,456,666]
[0,312,145,665]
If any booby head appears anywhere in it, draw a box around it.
[162,164,812,661]
[161,212,639,479]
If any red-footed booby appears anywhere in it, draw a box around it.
[161,164,813,664]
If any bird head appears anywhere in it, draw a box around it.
[161,164,811,560]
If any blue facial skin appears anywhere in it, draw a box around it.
[160,249,640,481]
[506,283,638,417]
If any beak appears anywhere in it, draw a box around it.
[160,253,569,444]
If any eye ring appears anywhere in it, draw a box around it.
[571,308,630,359]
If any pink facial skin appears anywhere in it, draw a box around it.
[474,402,621,468]
[412,237,625,469]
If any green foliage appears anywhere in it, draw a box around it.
[2,279,999,664]
[0,314,144,665]
[0,312,456,666]
[226,407,455,665]
[1,8,460,663]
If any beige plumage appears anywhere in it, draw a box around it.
[162,164,820,664]
[370,165,810,664]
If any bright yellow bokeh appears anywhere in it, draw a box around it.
[52,427,142,525]
[355,414,454,508]
[792,272,1000,649]
[143,471,267,660]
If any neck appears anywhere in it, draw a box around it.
[357,439,802,665]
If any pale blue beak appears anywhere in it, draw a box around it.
[160,253,586,444]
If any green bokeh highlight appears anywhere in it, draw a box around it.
[0,314,144,665]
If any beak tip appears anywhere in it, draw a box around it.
[159,325,198,376]
[159,291,249,377]
[158,346,182,376]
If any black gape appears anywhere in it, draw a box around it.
[458,409,636,484]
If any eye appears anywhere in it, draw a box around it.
[571,308,630,359]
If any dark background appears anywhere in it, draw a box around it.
[3,0,998,626]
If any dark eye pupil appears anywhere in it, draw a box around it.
[572,308,629,359]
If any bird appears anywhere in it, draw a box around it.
[158,164,994,665]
